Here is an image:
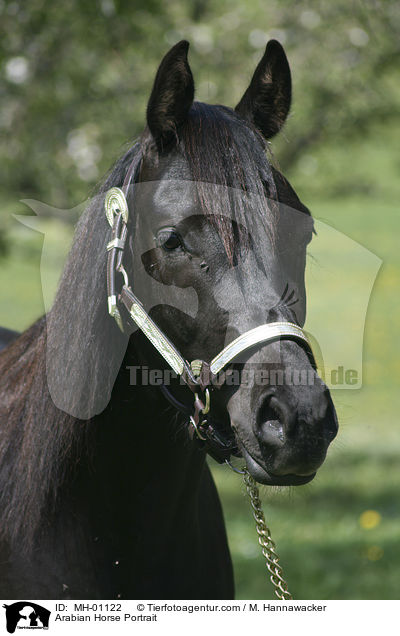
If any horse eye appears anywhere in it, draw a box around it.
[156,228,183,252]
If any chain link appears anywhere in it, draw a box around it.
[243,469,293,600]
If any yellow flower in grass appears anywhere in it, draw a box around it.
[366,546,384,561]
[359,510,381,530]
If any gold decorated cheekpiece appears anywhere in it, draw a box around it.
[104,187,129,227]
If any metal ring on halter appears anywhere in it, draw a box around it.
[195,388,210,415]
[189,415,207,441]
[225,459,246,474]
[105,187,129,226]
[118,264,129,287]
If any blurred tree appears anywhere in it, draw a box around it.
[0,0,399,218]
[0,0,172,211]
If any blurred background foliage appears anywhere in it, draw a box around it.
[0,0,399,599]
[1,0,399,211]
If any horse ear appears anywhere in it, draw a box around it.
[235,40,291,139]
[146,40,195,152]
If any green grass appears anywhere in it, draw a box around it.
[0,218,73,330]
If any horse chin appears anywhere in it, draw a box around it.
[239,446,316,486]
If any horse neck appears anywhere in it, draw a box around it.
[78,341,207,528]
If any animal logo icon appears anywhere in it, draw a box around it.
[2,602,50,633]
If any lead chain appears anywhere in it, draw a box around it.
[243,469,293,600]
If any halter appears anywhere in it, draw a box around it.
[105,166,316,463]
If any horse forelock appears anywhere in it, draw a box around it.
[141,101,279,263]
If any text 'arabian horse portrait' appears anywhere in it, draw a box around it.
[0,40,337,599]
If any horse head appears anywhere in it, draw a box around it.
[117,40,338,485]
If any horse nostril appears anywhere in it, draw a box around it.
[256,396,286,448]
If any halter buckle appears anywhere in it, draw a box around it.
[189,415,207,441]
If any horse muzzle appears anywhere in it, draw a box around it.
[227,359,338,486]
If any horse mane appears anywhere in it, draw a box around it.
[0,102,295,551]
[0,143,141,550]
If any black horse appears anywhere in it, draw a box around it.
[0,40,337,599]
